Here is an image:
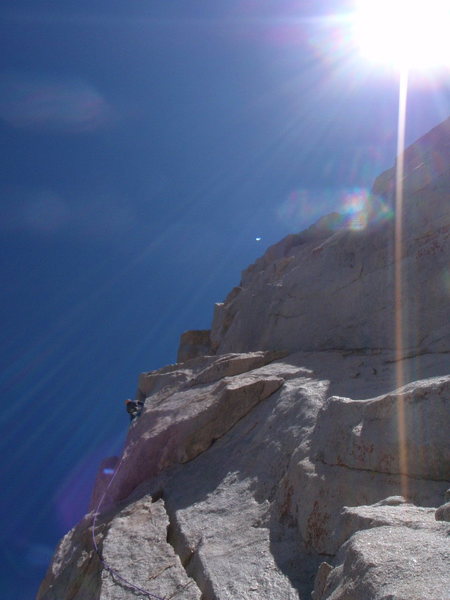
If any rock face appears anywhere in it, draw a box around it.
[316,505,450,600]
[38,120,450,600]
[177,330,212,363]
[210,119,450,356]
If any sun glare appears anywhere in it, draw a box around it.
[353,0,450,69]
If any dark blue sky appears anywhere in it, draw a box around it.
[1,2,449,598]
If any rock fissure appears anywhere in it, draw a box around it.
[272,311,304,320]
[165,579,198,600]
[329,266,366,295]
[315,457,450,484]
[163,498,211,599]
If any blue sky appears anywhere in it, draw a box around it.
[1,1,449,598]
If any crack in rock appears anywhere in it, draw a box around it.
[315,457,450,483]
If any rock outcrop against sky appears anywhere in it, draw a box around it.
[211,118,450,356]
[37,120,450,600]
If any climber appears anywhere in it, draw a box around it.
[125,398,144,422]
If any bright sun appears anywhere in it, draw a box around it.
[353,0,450,69]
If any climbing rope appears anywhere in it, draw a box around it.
[91,449,166,600]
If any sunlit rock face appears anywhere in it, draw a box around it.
[38,121,450,600]
[372,116,450,199]
[313,504,450,600]
[211,119,450,356]
[37,351,450,600]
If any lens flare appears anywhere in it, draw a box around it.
[353,0,450,69]
[341,189,394,230]
[277,187,393,232]
[392,69,410,500]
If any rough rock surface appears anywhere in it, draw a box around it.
[314,504,450,600]
[38,351,450,600]
[372,116,450,199]
[107,365,285,506]
[435,501,450,522]
[310,376,449,480]
[210,119,450,356]
[38,498,202,600]
[177,330,212,363]
[38,120,450,600]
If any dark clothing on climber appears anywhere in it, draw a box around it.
[125,399,144,421]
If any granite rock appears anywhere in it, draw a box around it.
[37,498,202,600]
[310,376,450,480]
[435,502,450,522]
[45,348,449,600]
[318,518,450,600]
[210,121,450,357]
[177,330,212,362]
[103,364,285,506]
[39,119,450,600]
[292,374,450,555]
